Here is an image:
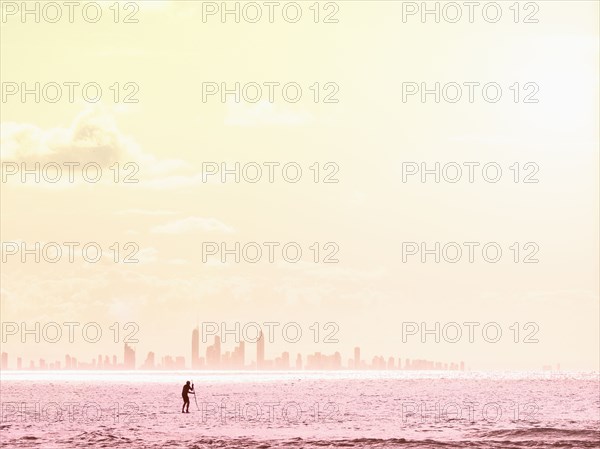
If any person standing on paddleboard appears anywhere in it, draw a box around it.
[182,380,195,413]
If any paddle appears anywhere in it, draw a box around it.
[192,380,200,411]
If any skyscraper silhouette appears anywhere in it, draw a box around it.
[192,327,200,369]
[124,343,135,369]
[257,331,264,370]
[214,336,221,365]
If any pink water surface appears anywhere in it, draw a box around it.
[1,371,598,448]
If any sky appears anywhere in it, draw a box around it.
[0,0,598,370]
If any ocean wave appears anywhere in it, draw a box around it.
[477,427,600,440]
[7,433,596,449]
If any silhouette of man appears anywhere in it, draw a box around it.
[182,380,195,413]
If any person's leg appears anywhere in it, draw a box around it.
[182,396,187,413]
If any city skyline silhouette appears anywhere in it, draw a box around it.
[1,325,468,371]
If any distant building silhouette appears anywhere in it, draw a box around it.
[142,351,155,369]
[124,343,135,369]
[257,331,265,370]
[206,336,222,368]
[192,327,201,369]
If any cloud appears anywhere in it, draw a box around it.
[0,107,152,166]
[224,100,313,126]
[1,111,127,166]
[1,107,187,183]
[136,247,159,264]
[150,217,234,234]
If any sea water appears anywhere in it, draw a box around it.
[1,371,598,448]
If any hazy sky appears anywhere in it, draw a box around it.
[1,1,598,370]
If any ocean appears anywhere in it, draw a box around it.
[1,371,598,448]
